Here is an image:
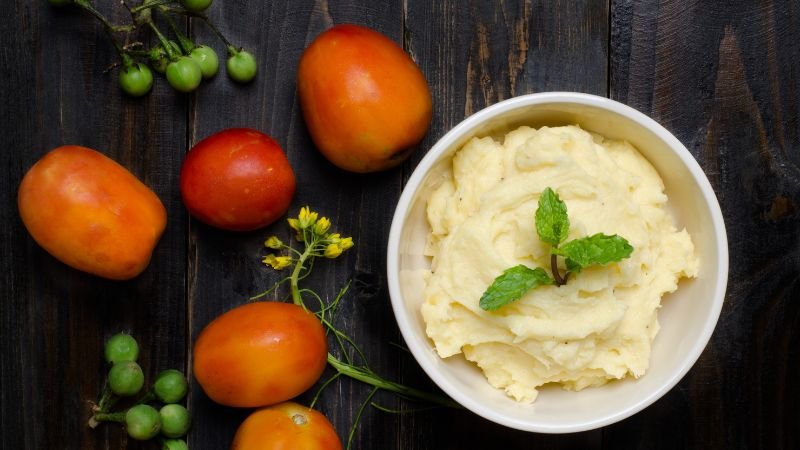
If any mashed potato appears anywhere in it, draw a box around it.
[422,125,698,402]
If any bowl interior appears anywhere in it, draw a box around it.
[390,95,727,432]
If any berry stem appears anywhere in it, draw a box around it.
[73,0,117,30]
[145,18,179,60]
[157,7,196,53]
[159,7,236,50]
[192,12,236,50]
[129,0,175,13]
[89,411,125,428]
[135,389,156,405]
[73,0,133,63]
[95,382,118,413]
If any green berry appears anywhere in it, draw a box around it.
[166,56,202,93]
[125,404,161,440]
[119,63,153,97]
[163,439,189,450]
[160,404,191,438]
[226,50,257,83]
[154,369,189,403]
[149,47,170,74]
[189,45,219,79]
[181,0,212,12]
[108,361,144,396]
[104,333,139,363]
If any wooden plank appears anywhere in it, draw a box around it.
[399,1,609,448]
[185,1,406,449]
[608,0,800,448]
[405,0,610,165]
[0,2,188,449]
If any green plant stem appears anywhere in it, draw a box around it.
[92,412,126,423]
[289,245,314,308]
[130,0,175,13]
[326,354,461,409]
[73,0,133,63]
[282,229,459,411]
[135,389,156,405]
[73,0,112,28]
[89,411,125,428]
[161,7,236,51]
[191,12,236,51]
[145,18,179,59]
[157,7,196,53]
[347,387,378,450]
[95,383,119,413]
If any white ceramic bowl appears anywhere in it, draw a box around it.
[386,92,728,433]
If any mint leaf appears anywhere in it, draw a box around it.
[536,187,569,246]
[552,233,634,273]
[479,265,554,311]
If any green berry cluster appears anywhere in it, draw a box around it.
[49,0,257,96]
[90,333,191,450]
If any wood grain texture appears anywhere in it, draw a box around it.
[185,1,407,449]
[609,1,800,449]
[0,2,188,449]
[2,0,799,449]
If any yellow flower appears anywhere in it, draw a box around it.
[264,236,283,249]
[327,233,341,243]
[339,236,354,250]
[274,256,293,269]
[298,206,318,229]
[287,218,301,232]
[324,243,343,258]
[313,217,331,235]
[262,254,293,270]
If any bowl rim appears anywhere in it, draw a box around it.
[386,92,729,433]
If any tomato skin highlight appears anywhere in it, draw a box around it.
[180,128,296,231]
[297,24,432,173]
[17,145,166,280]
[231,402,342,450]
[193,302,328,408]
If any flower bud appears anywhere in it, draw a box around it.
[264,236,283,249]
[324,243,343,259]
[314,217,331,235]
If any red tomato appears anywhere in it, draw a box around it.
[193,302,328,408]
[298,24,432,173]
[180,128,295,231]
[18,146,166,280]
[231,402,342,450]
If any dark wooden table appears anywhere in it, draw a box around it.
[2,1,799,449]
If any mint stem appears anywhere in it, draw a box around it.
[551,254,567,286]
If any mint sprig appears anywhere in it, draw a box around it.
[553,233,634,273]
[479,187,634,311]
[479,265,554,311]
[535,187,569,246]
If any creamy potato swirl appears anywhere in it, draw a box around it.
[423,125,698,402]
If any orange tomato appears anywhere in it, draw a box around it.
[17,145,166,280]
[180,128,296,231]
[231,402,342,450]
[193,302,327,407]
[297,24,432,173]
